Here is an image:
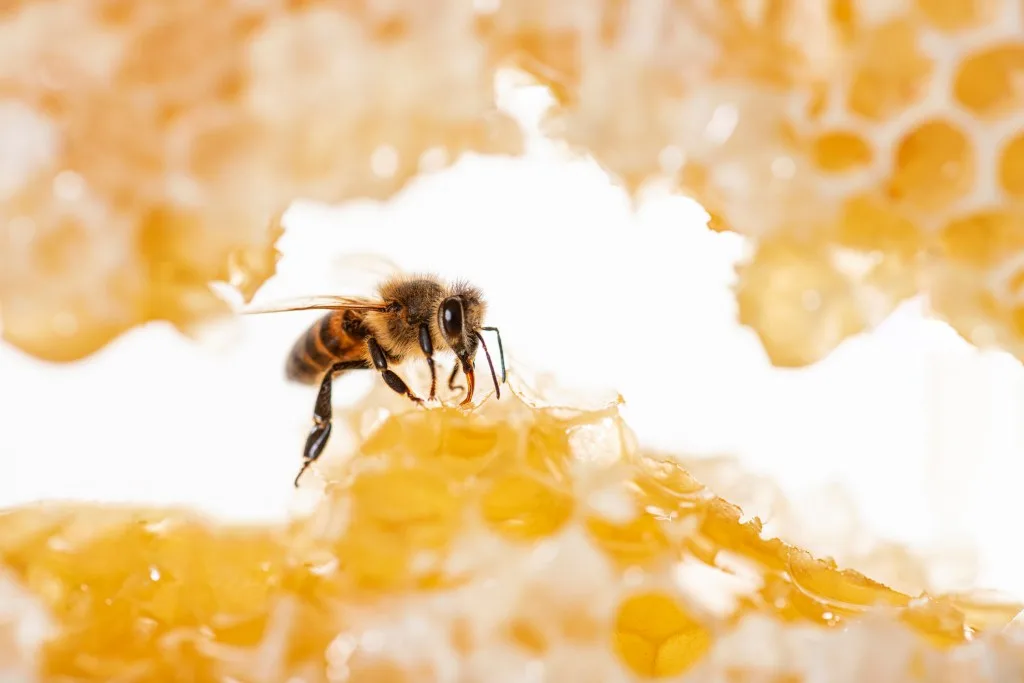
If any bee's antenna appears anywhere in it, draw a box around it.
[481,326,506,383]
[475,331,501,400]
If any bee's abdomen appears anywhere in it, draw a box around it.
[285,312,367,384]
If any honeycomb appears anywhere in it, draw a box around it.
[4,1,1024,680]
[2,1,1024,368]
[2,376,1023,682]
[0,0,521,361]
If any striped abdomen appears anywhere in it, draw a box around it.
[285,310,369,384]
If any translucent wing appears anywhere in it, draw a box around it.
[242,295,389,315]
[330,253,404,294]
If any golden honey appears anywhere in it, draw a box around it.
[1,378,1021,681]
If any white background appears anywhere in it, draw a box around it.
[3,80,1024,601]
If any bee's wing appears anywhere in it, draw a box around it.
[330,253,404,294]
[242,295,389,315]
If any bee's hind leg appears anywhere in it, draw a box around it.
[295,359,369,487]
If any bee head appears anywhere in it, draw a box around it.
[438,284,485,365]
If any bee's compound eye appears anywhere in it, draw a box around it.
[441,298,464,339]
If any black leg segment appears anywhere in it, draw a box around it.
[368,336,423,404]
[448,363,463,393]
[418,323,437,400]
[295,359,369,487]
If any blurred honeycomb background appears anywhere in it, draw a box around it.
[2,0,1024,370]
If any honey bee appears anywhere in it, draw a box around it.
[245,274,506,486]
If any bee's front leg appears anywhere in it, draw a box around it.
[459,356,476,407]
[447,364,464,395]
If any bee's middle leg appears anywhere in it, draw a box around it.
[418,323,438,401]
[367,336,424,403]
[296,359,369,487]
